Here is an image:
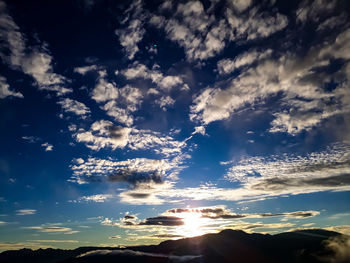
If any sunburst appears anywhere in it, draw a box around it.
[178,212,206,237]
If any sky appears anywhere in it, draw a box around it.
[0,0,350,251]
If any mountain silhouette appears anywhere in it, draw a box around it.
[0,229,347,263]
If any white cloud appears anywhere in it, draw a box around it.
[41,142,53,151]
[112,142,350,204]
[22,136,40,143]
[115,0,146,59]
[72,120,187,157]
[230,0,252,12]
[77,194,114,202]
[91,71,119,103]
[223,142,350,196]
[27,239,79,243]
[24,226,73,233]
[217,49,272,75]
[73,64,99,75]
[150,1,287,61]
[191,126,206,136]
[122,62,186,92]
[155,96,175,110]
[57,98,90,118]
[0,75,23,99]
[16,209,36,215]
[102,101,134,126]
[0,1,71,96]
[91,72,144,126]
[69,155,187,186]
[190,27,350,135]
[74,120,130,151]
[296,0,337,24]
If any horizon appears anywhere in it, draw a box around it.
[1,0,350,252]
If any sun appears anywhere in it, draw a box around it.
[179,212,206,237]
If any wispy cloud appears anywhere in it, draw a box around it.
[16,209,36,216]
[27,239,79,243]
[115,0,146,59]
[0,75,23,99]
[23,225,79,235]
[41,142,53,152]
[0,1,71,96]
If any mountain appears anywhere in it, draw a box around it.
[0,229,346,263]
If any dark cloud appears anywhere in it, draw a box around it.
[139,216,184,226]
[124,214,137,220]
[165,207,319,220]
[108,169,163,187]
[108,125,127,140]
[125,193,151,199]
[251,174,350,191]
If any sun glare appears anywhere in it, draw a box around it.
[179,212,206,237]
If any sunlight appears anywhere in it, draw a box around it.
[178,212,206,237]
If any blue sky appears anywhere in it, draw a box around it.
[0,0,350,251]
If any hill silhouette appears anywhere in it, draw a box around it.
[0,229,348,263]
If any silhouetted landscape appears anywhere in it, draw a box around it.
[1,229,349,263]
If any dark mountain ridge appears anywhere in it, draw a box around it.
[0,229,347,263]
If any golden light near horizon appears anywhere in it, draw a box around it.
[177,212,207,237]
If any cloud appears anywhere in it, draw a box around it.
[230,0,252,12]
[69,156,186,187]
[164,206,319,220]
[115,206,317,241]
[224,143,350,197]
[0,1,71,96]
[41,142,53,151]
[320,235,350,263]
[109,235,121,239]
[150,1,287,61]
[22,136,40,143]
[190,25,350,134]
[91,71,144,126]
[24,226,74,233]
[57,98,90,118]
[76,194,114,203]
[73,120,130,151]
[138,216,184,226]
[91,71,119,103]
[115,0,146,59]
[73,64,99,75]
[155,96,175,110]
[296,0,338,24]
[16,209,36,215]
[108,169,163,187]
[72,120,187,158]
[115,144,349,204]
[121,62,186,92]
[119,181,175,205]
[77,249,202,262]
[216,49,272,75]
[0,75,23,99]
[101,218,118,226]
[27,239,79,243]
